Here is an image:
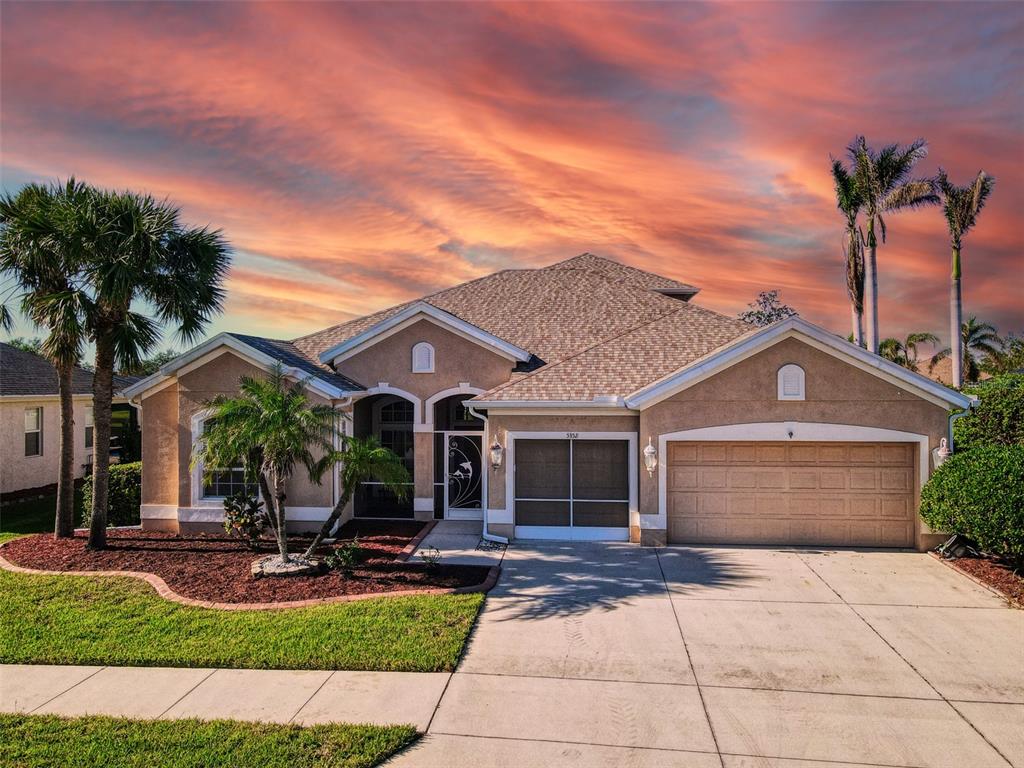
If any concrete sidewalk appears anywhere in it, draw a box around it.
[0,665,448,731]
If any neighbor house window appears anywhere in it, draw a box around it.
[24,407,42,456]
[84,407,94,449]
[411,341,434,373]
[777,364,806,400]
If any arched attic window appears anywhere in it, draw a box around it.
[412,341,435,373]
[777,364,806,401]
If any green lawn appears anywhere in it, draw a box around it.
[0,566,484,671]
[0,714,416,768]
[0,489,84,534]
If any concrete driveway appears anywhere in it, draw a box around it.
[388,542,1023,768]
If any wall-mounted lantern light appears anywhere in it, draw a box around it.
[643,437,658,477]
[489,440,504,472]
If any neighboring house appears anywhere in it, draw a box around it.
[0,343,140,498]
[123,254,971,550]
[924,357,990,387]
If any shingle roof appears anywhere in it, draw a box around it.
[0,342,140,397]
[292,253,705,365]
[225,334,365,392]
[473,304,751,401]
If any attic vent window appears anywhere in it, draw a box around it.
[777,364,805,401]
[412,342,434,373]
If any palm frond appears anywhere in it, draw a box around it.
[882,179,939,212]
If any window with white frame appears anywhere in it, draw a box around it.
[411,341,434,373]
[84,407,94,449]
[198,418,257,499]
[24,407,42,456]
[777,364,806,400]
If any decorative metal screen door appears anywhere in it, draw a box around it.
[445,433,483,519]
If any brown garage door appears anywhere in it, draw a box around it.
[667,441,915,547]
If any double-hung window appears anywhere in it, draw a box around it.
[84,407,94,449]
[24,407,42,456]
[199,418,257,499]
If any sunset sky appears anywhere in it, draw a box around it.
[2,1,1021,352]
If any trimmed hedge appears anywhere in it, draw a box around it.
[920,445,1024,563]
[955,373,1024,450]
[82,462,142,528]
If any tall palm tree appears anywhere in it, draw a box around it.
[83,189,230,549]
[302,436,411,560]
[849,136,939,353]
[194,366,339,563]
[878,331,939,372]
[830,158,865,346]
[930,317,1003,386]
[0,180,94,538]
[935,169,995,388]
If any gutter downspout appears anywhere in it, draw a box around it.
[947,398,978,454]
[466,404,509,545]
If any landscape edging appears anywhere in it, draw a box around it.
[0,539,498,612]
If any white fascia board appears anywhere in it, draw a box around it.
[469,398,633,413]
[121,333,351,401]
[318,302,531,365]
[625,317,973,411]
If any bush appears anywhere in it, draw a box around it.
[81,462,142,528]
[954,374,1024,450]
[223,491,269,550]
[920,445,1024,563]
[324,537,365,571]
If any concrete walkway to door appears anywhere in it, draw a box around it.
[386,542,1024,768]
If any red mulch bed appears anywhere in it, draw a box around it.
[1,521,490,604]
[948,556,1024,608]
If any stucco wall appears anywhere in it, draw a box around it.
[638,338,949,547]
[486,413,641,510]
[0,397,94,495]
[334,319,514,410]
[140,384,179,506]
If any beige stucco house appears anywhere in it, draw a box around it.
[122,254,972,550]
[0,342,138,497]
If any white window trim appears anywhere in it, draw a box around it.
[505,431,638,541]
[411,341,435,373]
[650,422,930,533]
[24,406,43,457]
[777,364,805,401]
[84,406,95,449]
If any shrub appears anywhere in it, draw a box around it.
[81,462,142,528]
[954,373,1024,450]
[222,491,269,550]
[325,536,365,571]
[920,445,1024,563]
[418,546,442,571]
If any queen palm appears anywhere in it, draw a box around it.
[935,169,995,388]
[930,317,1003,386]
[830,158,865,346]
[83,189,229,549]
[849,136,938,353]
[302,436,410,560]
[0,180,94,538]
[194,366,340,563]
[878,332,939,372]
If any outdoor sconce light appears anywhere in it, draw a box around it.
[643,437,658,477]
[489,440,504,472]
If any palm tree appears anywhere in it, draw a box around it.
[830,158,865,346]
[83,189,229,549]
[303,436,410,560]
[930,317,1003,385]
[878,332,939,372]
[849,136,939,353]
[0,180,94,538]
[935,169,995,388]
[194,366,339,563]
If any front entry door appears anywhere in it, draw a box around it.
[445,433,483,520]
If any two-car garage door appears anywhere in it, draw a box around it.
[667,441,916,547]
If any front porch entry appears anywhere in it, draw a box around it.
[433,395,484,521]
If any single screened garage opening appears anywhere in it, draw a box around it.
[666,441,916,547]
[513,437,632,541]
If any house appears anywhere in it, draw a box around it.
[0,343,140,498]
[122,254,972,550]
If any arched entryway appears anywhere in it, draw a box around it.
[352,393,415,518]
[432,394,484,520]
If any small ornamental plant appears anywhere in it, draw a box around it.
[418,546,443,572]
[325,536,365,572]
[222,491,269,550]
